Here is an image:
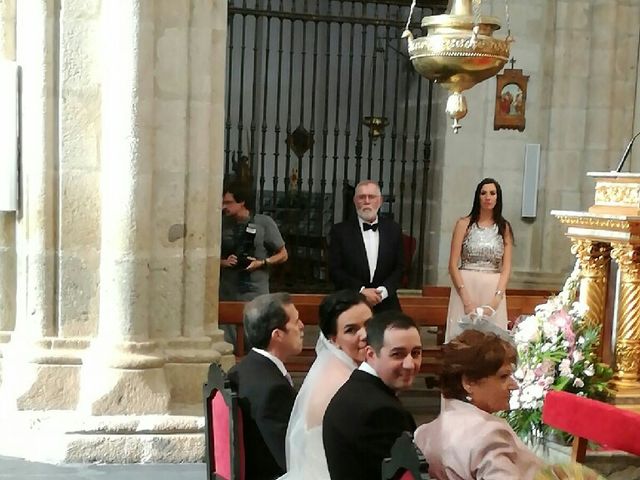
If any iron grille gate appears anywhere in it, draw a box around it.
[225,0,439,292]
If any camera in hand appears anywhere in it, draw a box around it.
[235,224,257,270]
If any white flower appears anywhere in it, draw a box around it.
[584,364,594,377]
[542,321,560,340]
[522,384,545,402]
[570,302,589,318]
[514,316,540,343]
[559,358,572,377]
[572,350,583,363]
[573,378,585,388]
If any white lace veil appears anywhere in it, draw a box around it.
[281,333,358,479]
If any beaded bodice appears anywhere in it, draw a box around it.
[460,223,504,272]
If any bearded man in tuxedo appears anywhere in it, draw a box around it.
[329,180,404,312]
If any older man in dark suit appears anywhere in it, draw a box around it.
[227,292,304,480]
[322,310,422,480]
[329,180,404,312]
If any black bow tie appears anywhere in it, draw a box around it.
[363,223,378,232]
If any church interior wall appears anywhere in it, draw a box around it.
[426,0,640,289]
[0,0,639,463]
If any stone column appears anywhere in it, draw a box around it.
[13,0,56,341]
[0,0,16,351]
[571,239,611,357]
[205,0,228,343]
[0,0,64,411]
[77,0,170,416]
[609,243,640,404]
[0,0,232,463]
[151,0,230,407]
[57,0,101,338]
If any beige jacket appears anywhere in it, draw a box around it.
[414,399,543,480]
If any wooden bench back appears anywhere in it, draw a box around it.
[218,287,554,374]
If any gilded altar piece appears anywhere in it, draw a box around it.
[570,240,611,347]
[609,244,640,396]
[553,172,640,411]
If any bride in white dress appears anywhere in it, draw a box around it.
[279,290,372,480]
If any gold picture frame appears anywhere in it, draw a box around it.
[494,68,529,132]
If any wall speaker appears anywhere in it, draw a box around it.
[521,143,540,218]
[0,61,19,212]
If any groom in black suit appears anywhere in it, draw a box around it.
[329,180,404,312]
[227,292,304,480]
[322,310,422,480]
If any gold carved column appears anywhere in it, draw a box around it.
[553,172,640,411]
[610,244,640,398]
[570,240,611,338]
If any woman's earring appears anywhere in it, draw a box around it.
[465,392,472,402]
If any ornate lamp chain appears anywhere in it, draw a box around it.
[470,0,482,47]
[404,0,417,34]
[504,0,513,41]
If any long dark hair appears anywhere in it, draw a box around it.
[467,178,513,243]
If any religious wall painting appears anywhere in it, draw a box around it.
[494,67,529,132]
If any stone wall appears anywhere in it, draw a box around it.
[0,0,233,463]
[426,0,640,288]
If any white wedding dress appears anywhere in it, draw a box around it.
[278,335,357,480]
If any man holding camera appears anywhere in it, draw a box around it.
[220,182,288,302]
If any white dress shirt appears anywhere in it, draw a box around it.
[357,216,388,300]
[358,360,379,378]
[252,347,292,385]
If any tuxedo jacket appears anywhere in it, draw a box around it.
[322,369,416,480]
[414,399,543,480]
[227,350,297,480]
[328,216,404,312]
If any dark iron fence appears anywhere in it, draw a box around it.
[225,0,438,291]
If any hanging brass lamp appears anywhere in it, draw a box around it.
[403,0,511,133]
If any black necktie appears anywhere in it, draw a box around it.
[363,223,378,232]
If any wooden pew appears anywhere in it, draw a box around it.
[218,287,555,375]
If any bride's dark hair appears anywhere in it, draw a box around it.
[319,290,369,338]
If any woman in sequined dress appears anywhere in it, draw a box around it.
[445,178,514,342]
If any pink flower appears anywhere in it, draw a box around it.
[550,309,576,350]
[550,310,571,329]
[534,360,553,377]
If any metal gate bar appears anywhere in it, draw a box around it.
[225,0,439,291]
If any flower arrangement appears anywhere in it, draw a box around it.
[506,261,613,443]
